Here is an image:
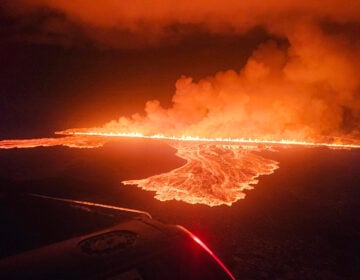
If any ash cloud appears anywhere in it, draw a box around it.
[98,31,360,141]
[4,1,360,140]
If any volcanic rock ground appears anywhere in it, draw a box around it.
[0,139,359,279]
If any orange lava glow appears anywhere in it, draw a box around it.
[57,130,360,149]
[1,1,359,208]
[0,133,358,206]
[0,136,108,149]
[123,143,278,206]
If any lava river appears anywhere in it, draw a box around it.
[124,143,278,206]
[0,136,278,206]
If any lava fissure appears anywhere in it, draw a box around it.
[0,133,357,206]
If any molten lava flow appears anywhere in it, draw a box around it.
[0,133,358,207]
[123,143,278,206]
[1,0,360,207]
[57,130,360,149]
[0,136,108,149]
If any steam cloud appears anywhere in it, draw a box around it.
[5,1,360,140]
[99,33,359,141]
[82,26,360,141]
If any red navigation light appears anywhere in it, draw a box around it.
[177,226,236,280]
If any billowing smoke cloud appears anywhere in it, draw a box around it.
[78,25,359,141]
[4,0,360,140]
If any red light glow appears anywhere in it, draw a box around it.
[177,225,236,280]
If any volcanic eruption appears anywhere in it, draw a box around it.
[1,0,359,206]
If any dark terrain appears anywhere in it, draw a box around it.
[0,140,359,279]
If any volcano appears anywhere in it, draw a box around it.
[1,1,360,278]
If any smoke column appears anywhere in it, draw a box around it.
[8,1,356,141]
[1,1,360,205]
[85,32,359,141]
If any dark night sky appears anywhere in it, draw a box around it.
[0,11,269,139]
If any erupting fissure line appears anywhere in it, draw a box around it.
[58,131,360,149]
[0,131,357,206]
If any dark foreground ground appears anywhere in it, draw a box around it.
[0,139,359,279]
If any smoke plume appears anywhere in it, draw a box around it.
[78,26,360,141]
[4,0,360,140]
